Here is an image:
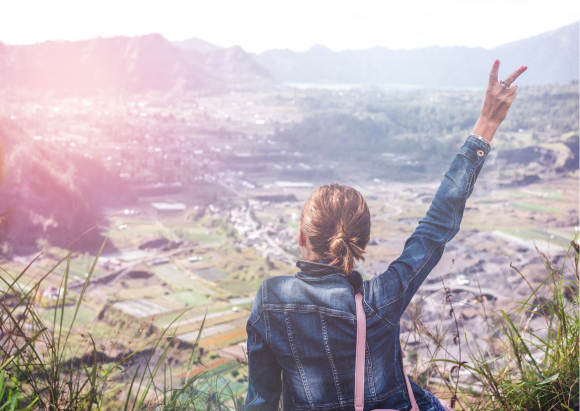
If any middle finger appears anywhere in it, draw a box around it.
[503,65,528,86]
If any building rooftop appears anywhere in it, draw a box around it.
[275,181,314,188]
[151,202,187,211]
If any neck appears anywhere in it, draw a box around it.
[300,245,323,261]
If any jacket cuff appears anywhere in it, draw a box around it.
[462,134,492,162]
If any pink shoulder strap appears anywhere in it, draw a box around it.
[354,292,419,411]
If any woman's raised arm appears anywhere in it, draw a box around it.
[365,61,526,323]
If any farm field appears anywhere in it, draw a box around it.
[12,166,576,399]
[1,82,577,405]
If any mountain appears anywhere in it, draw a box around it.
[0,34,276,95]
[0,117,133,254]
[491,22,579,86]
[255,22,579,87]
[0,22,576,94]
[180,45,278,91]
[172,37,222,53]
[0,34,215,94]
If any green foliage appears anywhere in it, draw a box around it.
[0,370,37,411]
[1,225,577,410]
[277,83,579,162]
[0,240,244,410]
[407,232,579,410]
[464,238,579,410]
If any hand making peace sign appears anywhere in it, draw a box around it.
[472,60,527,142]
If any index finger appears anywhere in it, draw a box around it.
[488,59,500,87]
[504,65,528,86]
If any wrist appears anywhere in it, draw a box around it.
[472,117,500,142]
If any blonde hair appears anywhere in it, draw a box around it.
[300,182,371,274]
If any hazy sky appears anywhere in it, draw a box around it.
[2,0,579,53]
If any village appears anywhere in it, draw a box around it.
[2,84,578,401]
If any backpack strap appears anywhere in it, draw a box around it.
[354,292,419,411]
[354,293,367,411]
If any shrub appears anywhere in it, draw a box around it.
[0,240,243,411]
[405,233,579,410]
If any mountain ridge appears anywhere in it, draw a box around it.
[255,22,579,87]
[0,34,277,95]
[0,22,577,94]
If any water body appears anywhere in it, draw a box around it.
[285,82,484,91]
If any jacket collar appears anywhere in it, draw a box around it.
[295,259,364,293]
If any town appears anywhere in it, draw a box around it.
[1,81,578,406]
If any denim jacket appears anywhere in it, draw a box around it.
[244,135,491,410]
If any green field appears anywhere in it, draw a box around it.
[500,228,569,244]
[165,291,212,307]
[151,264,216,294]
[509,202,562,213]
[501,189,565,201]
[41,306,98,328]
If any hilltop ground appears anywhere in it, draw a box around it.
[0,83,578,404]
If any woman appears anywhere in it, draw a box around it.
[244,61,527,411]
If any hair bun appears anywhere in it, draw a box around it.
[300,182,371,274]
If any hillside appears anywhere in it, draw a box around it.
[0,34,276,95]
[171,37,222,53]
[180,45,278,91]
[255,22,579,87]
[0,117,134,254]
[275,83,579,179]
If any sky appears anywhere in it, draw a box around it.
[1,0,579,53]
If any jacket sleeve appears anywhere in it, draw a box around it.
[366,135,491,324]
[244,282,282,411]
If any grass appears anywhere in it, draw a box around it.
[39,306,98,328]
[501,189,565,200]
[405,231,579,410]
[151,265,216,295]
[509,203,563,213]
[500,228,570,244]
[1,232,578,410]
[165,292,212,307]
[0,241,244,411]
[183,228,223,244]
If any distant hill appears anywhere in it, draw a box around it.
[172,37,222,53]
[0,34,277,95]
[0,23,576,94]
[255,22,579,87]
[0,118,133,254]
[180,45,278,91]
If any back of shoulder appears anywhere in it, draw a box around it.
[260,275,301,305]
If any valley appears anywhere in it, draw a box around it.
[1,79,577,402]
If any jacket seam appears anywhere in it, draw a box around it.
[252,310,263,327]
[251,283,266,327]
[296,273,346,282]
[320,313,344,408]
[243,393,259,410]
[264,304,355,319]
[365,341,378,401]
[393,336,409,407]
[284,312,315,409]
[247,323,259,360]
[373,312,398,329]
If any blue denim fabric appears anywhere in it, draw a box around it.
[244,135,491,411]
[423,391,447,411]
